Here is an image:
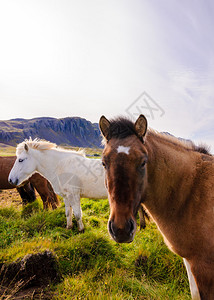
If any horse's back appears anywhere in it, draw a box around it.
[56,155,107,199]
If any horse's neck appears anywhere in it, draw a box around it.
[33,149,88,194]
[33,149,66,187]
[147,135,199,204]
[144,135,200,233]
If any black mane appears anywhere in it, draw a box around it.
[193,145,211,155]
[106,117,211,156]
[107,117,137,140]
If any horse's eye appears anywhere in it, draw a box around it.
[140,160,147,168]
[102,161,106,169]
[19,158,24,163]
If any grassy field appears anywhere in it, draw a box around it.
[0,194,191,299]
[0,146,190,299]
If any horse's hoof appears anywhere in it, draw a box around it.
[78,228,85,233]
[66,225,73,229]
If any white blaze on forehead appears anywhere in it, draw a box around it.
[117,145,130,155]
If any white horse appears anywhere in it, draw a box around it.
[9,138,107,231]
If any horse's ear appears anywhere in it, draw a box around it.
[24,143,28,152]
[99,116,110,139]
[134,115,147,140]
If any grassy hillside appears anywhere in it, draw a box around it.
[0,144,16,156]
[0,195,190,299]
[0,144,102,157]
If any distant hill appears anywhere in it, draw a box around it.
[0,117,102,148]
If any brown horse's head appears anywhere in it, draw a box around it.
[99,115,148,243]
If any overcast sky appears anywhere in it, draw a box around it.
[0,0,214,150]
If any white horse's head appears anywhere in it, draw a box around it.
[8,142,37,186]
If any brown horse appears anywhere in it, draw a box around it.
[0,156,59,209]
[99,115,214,300]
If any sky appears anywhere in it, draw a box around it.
[0,0,214,151]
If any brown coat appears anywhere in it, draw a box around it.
[0,156,59,209]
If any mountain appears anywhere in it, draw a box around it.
[0,117,102,148]
[0,117,195,150]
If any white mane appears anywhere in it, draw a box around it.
[16,138,85,156]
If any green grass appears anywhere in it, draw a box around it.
[0,198,190,299]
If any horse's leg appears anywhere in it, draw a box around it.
[64,197,73,229]
[37,180,59,210]
[138,205,146,229]
[17,183,36,205]
[39,192,49,210]
[183,258,200,300]
[46,181,59,209]
[17,187,28,205]
[29,173,59,210]
[68,190,84,232]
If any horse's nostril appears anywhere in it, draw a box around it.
[108,220,115,236]
[108,218,136,243]
[129,219,135,234]
[9,178,19,186]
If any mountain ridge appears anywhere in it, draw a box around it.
[0,116,102,148]
[0,116,195,150]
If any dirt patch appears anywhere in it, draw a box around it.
[0,189,41,210]
[0,251,62,299]
[0,189,22,209]
[0,286,52,299]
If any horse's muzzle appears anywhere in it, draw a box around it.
[8,177,19,186]
[108,218,136,243]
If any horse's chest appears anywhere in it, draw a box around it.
[156,223,188,257]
